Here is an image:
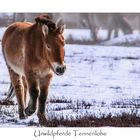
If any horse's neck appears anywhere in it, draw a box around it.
[25,24,44,63]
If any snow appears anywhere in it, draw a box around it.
[0,27,6,40]
[64,29,92,41]
[102,33,140,46]
[64,29,140,43]
[50,44,140,102]
[1,27,140,127]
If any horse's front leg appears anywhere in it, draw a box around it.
[37,74,52,126]
[25,71,39,116]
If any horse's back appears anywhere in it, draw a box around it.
[2,22,32,46]
[2,22,32,75]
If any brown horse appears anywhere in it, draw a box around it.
[2,14,66,126]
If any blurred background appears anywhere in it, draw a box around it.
[0,13,140,45]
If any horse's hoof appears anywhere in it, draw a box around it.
[18,109,26,119]
[19,113,26,120]
[19,116,26,119]
[25,107,35,116]
[37,113,48,127]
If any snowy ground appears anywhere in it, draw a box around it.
[1,28,140,127]
[1,44,140,127]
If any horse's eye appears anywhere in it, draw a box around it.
[47,44,51,49]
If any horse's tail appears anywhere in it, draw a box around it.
[5,83,15,101]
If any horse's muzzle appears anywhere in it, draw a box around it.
[56,65,66,75]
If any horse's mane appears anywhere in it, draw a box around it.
[35,14,56,32]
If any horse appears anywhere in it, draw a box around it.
[2,14,66,126]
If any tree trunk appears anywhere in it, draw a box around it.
[114,14,133,35]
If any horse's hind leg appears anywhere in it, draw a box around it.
[22,76,27,106]
[8,67,25,119]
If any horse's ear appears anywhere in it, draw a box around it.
[57,24,65,34]
[42,24,48,36]
[56,18,65,34]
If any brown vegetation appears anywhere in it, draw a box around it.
[0,97,140,127]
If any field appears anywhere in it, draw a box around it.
[0,29,140,127]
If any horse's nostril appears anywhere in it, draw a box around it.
[56,67,62,74]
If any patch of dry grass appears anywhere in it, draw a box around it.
[0,97,140,127]
[44,111,140,127]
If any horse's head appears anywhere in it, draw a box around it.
[35,14,66,76]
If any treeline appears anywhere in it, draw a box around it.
[0,13,140,43]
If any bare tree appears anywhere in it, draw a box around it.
[137,14,140,33]
[80,13,99,43]
[107,14,133,40]
[81,13,133,42]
